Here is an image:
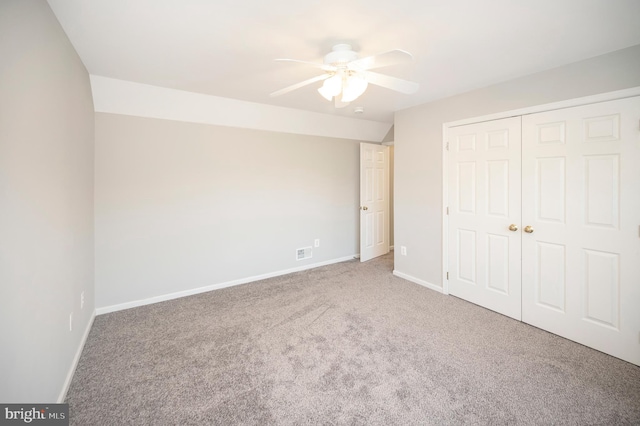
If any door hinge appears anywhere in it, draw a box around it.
[446,142,449,151]
[446,272,449,280]
[446,206,449,215]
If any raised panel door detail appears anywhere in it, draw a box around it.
[457,229,476,284]
[457,134,476,152]
[487,160,509,217]
[376,211,384,245]
[365,168,374,203]
[584,249,619,329]
[487,234,509,294]
[584,155,619,229]
[537,122,565,145]
[536,157,565,223]
[487,129,509,149]
[457,162,476,214]
[584,114,620,142]
[536,242,566,312]
[364,213,373,248]
[375,168,385,201]
[364,148,374,162]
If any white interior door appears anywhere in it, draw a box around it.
[360,143,389,262]
[447,117,522,320]
[521,96,640,365]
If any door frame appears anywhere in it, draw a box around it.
[441,86,640,295]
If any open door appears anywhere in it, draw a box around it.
[360,143,389,262]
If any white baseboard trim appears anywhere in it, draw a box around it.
[393,270,444,294]
[96,255,357,315]
[58,310,95,403]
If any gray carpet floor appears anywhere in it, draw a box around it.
[66,253,640,425]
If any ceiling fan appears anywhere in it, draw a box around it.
[270,44,419,108]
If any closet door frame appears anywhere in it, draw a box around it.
[442,86,640,296]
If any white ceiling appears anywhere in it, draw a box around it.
[47,0,640,123]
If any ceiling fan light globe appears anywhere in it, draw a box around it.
[317,86,333,101]
[322,74,342,97]
[341,75,368,103]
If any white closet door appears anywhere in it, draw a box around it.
[521,96,640,365]
[448,117,522,320]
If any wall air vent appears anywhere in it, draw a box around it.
[296,247,312,261]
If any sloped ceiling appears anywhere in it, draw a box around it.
[48,0,640,123]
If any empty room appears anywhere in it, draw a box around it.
[2,0,640,424]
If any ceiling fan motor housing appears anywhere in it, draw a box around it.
[324,44,358,67]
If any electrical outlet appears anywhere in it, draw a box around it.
[80,291,84,309]
[314,239,320,248]
[69,312,73,332]
[401,246,407,256]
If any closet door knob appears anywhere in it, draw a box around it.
[508,224,518,232]
[524,225,534,233]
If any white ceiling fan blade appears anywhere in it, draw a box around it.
[348,49,413,71]
[270,74,330,97]
[365,71,419,94]
[274,59,337,72]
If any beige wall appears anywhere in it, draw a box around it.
[95,113,362,309]
[394,44,640,287]
[0,0,95,402]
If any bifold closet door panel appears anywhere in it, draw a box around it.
[448,117,522,320]
[521,96,640,366]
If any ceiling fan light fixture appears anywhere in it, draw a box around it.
[317,85,333,101]
[341,74,368,103]
[326,74,343,93]
[318,73,343,101]
[271,44,418,107]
